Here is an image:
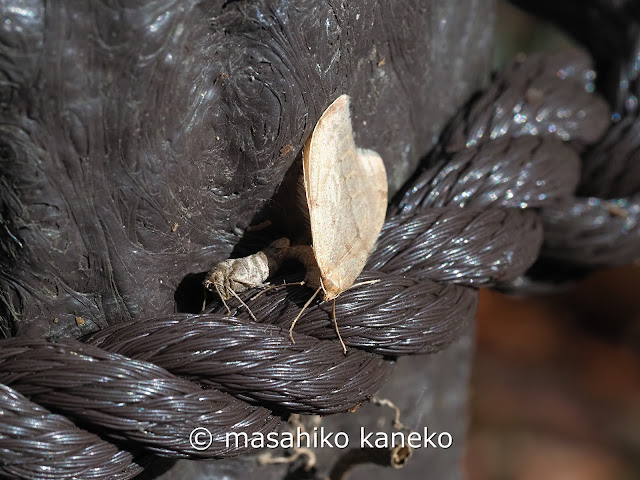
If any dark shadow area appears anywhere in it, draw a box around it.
[174,272,209,314]
[175,154,313,315]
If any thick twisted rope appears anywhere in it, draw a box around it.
[0,384,146,480]
[2,49,638,480]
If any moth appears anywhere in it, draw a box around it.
[203,238,290,319]
[287,95,387,350]
[203,95,387,352]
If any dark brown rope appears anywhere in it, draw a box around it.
[1,49,638,480]
[0,338,282,457]
[0,384,145,480]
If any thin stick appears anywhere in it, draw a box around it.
[228,288,258,322]
[289,286,322,344]
[333,299,347,354]
[250,280,306,301]
[371,396,409,432]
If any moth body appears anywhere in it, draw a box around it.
[204,237,290,299]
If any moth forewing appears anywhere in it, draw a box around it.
[302,95,388,303]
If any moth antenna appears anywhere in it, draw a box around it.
[332,298,347,354]
[289,286,322,344]
[213,281,232,315]
[350,278,380,289]
[250,280,306,301]
[228,287,258,322]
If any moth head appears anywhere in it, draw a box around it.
[321,277,342,302]
[203,268,231,299]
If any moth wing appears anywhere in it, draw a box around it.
[303,95,388,299]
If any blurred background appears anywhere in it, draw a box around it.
[465,3,640,480]
[468,266,640,480]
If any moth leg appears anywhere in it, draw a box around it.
[250,280,306,301]
[227,287,257,321]
[205,275,259,318]
[332,298,347,354]
[213,281,232,315]
[289,286,322,344]
[202,269,233,313]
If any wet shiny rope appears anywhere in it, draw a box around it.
[1,50,639,480]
